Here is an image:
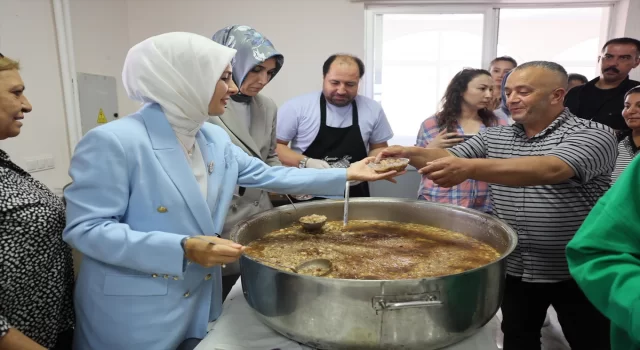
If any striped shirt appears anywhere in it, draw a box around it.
[448,108,617,282]
[612,135,639,184]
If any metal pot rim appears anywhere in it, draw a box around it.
[232,197,518,283]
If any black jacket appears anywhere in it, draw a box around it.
[564,76,640,131]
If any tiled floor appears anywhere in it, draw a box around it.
[495,307,571,350]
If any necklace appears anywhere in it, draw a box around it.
[177,138,195,157]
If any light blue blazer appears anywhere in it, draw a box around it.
[63,103,346,350]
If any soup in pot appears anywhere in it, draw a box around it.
[244,220,501,280]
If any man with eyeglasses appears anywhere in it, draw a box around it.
[564,37,640,131]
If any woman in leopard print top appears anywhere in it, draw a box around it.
[0,55,74,349]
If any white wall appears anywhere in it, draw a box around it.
[612,0,640,81]
[0,0,365,190]
[0,0,71,191]
[69,0,140,117]
[2,0,640,190]
[624,0,640,81]
[124,0,365,106]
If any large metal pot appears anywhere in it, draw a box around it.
[230,198,517,350]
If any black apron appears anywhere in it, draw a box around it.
[295,94,370,201]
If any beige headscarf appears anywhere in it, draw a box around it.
[122,32,236,152]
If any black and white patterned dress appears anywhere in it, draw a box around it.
[0,149,75,348]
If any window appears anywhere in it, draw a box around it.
[366,4,612,146]
[374,13,485,146]
[497,7,610,80]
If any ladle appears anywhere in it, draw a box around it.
[343,181,350,227]
[285,194,327,231]
[286,180,350,231]
[272,258,333,277]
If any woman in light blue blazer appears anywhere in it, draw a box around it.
[63,32,397,350]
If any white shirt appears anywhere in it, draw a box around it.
[189,141,208,198]
[276,91,394,153]
[175,134,207,198]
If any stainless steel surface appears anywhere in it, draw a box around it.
[284,194,298,211]
[299,220,326,231]
[343,181,350,227]
[286,195,327,231]
[231,198,517,350]
[295,258,332,277]
[265,258,332,276]
[298,215,327,231]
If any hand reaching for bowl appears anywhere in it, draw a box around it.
[419,157,474,188]
[346,157,405,184]
[183,236,245,268]
[374,145,410,163]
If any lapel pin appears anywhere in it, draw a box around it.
[157,206,168,213]
[208,161,215,174]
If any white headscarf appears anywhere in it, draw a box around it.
[122,32,236,151]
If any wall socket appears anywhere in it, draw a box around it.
[26,155,55,173]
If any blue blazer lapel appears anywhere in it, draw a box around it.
[140,104,215,234]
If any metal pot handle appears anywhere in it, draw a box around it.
[372,294,443,311]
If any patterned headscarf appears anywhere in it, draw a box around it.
[212,25,283,90]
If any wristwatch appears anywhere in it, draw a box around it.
[298,156,309,169]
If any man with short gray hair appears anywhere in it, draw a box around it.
[376,61,616,349]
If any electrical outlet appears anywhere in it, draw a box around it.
[25,155,55,173]
[45,157,54,169]
[26,159,37,172]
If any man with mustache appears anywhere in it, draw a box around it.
[564,37,640,131]
[276,54,393,200]
[375,61,617,349]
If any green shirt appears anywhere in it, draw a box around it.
[567,156,640,350]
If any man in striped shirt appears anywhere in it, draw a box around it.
[378,61,617,350]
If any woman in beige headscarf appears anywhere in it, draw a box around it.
[63,32,398,350]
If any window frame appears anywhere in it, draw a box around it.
[363,1,617,99]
